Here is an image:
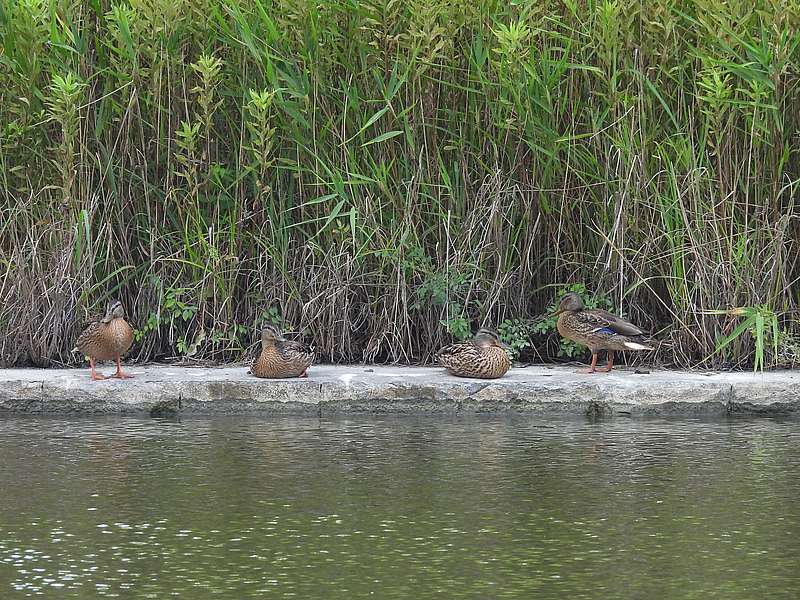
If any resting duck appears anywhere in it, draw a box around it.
[73,299,134,380]
[436,328,512,379]
[553,292,652,373]
[251,325,314,378]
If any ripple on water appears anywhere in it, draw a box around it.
[0,415,799,599]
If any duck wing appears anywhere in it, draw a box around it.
[436,340,475,358]
[278,340,314,361]
[436,341,483,368]
[73,320,103,353]
[582,309,646,337]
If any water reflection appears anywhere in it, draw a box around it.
[0,416,799,598]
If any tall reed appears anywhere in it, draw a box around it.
[1,0,798,368]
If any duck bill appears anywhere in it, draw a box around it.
[549,309,564,318]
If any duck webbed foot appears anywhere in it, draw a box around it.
[112,355,134,379]
[597,351,615,373]
[578,352,599,374]
[89,359,107,381]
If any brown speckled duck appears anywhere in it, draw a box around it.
[436,328,512,379]
[73,299,134,380]
[553,292,653,374]
[251,325,314,379]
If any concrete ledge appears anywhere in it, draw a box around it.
[1,364,799,417]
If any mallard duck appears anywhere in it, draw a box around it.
[553,292,653,373]
[251,325,314,378]
[436,327,512,379]
[73,299,134,380]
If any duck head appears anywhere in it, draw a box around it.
[101,299,125,324]
[551,292,584,316]
[474,327,512,351]
[261,325,286,347]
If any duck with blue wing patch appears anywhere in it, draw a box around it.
[552,292,653,374]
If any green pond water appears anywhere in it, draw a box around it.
[0,415,798,599]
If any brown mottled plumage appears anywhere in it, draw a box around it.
[436,328,512,379]
[251,325,314,379]
[74,300,134,380]
[554,292,653,373]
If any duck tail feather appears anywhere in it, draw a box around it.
[623,341,653,351]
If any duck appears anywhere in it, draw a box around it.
[436,327,512,379]
[552,292,653,373]
[73,299,134,380]
[251,325,314,378]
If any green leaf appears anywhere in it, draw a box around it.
[343,105,389,145]
[715,316,755,354]
[361,130,403,148]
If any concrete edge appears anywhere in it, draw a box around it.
[0,365,799,417]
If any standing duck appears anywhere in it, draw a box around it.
[553,292,652,373]
[436,328,512,379]
[251,325,314,378]
[73,299,134,380]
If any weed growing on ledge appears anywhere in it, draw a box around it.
[0,0,798,369]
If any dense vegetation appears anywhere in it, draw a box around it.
[1,0,799,368]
